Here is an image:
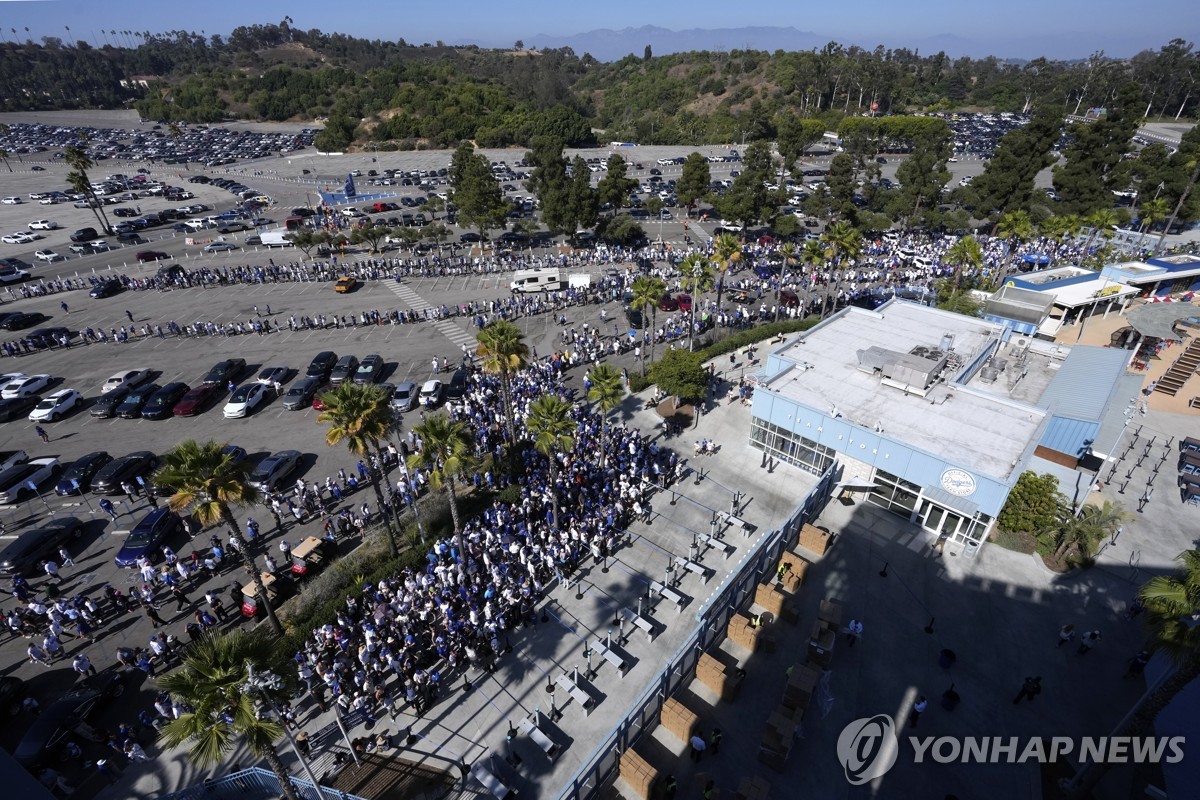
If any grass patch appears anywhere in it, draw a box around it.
[989,528,1037,554]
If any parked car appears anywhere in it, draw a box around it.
[281,377,321,410]
[69,227,99,243]
[171,383,221,417]
[55,451,112,495]
[135,251,169,263]
[115,383,161,419]
[0,458,60,504]
[329,355,359,386]
[0,676,28,716]
[0,517,83,577]
[1,374,51,399]
[204,241,238,253]
[658,295,679,312]
[0,396,40,422]
[89,279,124,298]
[391,381,418,412]
[419,379,445,407]
[140,382,190,420]
[1,312,46,331]
[334,276,358,293]
[256,366,288,387]
[13,673,127,768]
[201,358,246,386]
[222,383,270,418]
[89,385,131,419]
[352,354,384,385]
[101,369,152,395]
[90,451,158,495]
[113,507,183,567]
[305,351,338,382]
[28,388,82,422]
[247,450,301,491]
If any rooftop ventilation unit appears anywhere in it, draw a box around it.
[980,367,1000,382]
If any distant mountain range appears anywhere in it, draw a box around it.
[463,25,1194,62]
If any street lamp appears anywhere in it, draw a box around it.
[243,663,330,800]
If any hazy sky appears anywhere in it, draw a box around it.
[0,0,1193,59]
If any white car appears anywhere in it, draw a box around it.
[101,369,152,395]
[28,220,59,231]
[222,382,270,418]
[35,249,63,262]
[29,388,82,422]
[1,374,52,399]
[204,241,238,253]
[419,379,444,407]
[40,197,61,205]
[2,232,35,244]
[1,197,22,205]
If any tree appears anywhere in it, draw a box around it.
[993,209,1034,286]
[963,106,1061,220]
[998,471,1063,535]
[64,144,111,234]
[1053,83,1142,214]
[644,44,652,62]
[679,253,715,349]
[1039,499,1127,562]
[629,275,665,375]
[653,349,708,408]
[715,139,774,233]
[711,232,742,312]
[820,221,863,317]
[892,118,953,227]
[285,229,329,260]
[316,382,400,557]
[408,414,477,564]
[1082,207,1119,253]
[945,235,983,293]
[775,114,826,179]
[676,152,711,218]
[525,395,576,530]
[525,137,571,233]
[155,440,282,636]
[1039,214,1083,264]
[597,154,638,211]
[475,320,529,445]
[586,364,624,469]
[349,221,389,253]
[450,141,508,240]
[158,629,300,800]
[645,195,665,242]
[1136,197,1171,246]
[773,242,798,322]
[566,155,599,232]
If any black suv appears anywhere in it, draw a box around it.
[69,227,99,243]
[0,517,84,577]
[201,358,247,386]
[305,351,338,382]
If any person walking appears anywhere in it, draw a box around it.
[708,727,723,755]
[27,642,52,667]
[1077,630,1101,655]
[1056,624,1075,647]
[1123,650,1151,679]
[43,560,65,584]
[60,302,69,315]
[145,606,166,629]
[846,619,863,647]
[99,498,118,521]
[908,696,927,728]
[57,547,75,568]
[170,584,192,613]
[125,310,134,323]
[662,776,678,799]
[73,652,98,678]
[1012,676,1042,704]
[35,425,50,444]
[689,733,707,762]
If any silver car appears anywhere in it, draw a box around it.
[391,381,418,412]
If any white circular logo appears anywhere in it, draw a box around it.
[940,469,976,497]
[837,715,899,785]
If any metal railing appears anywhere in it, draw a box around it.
[159,767,366,800]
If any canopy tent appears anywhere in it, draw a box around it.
[1125,302,1200,341]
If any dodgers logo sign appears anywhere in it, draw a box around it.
[837,714,899,785]
[940,468,976,497]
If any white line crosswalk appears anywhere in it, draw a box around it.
[385,280,477,350]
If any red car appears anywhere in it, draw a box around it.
[312,393,328,411]
[676,293,693,312]
[658,295,679,312]
[172,383,221,416]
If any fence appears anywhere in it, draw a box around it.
[555,462,839,799]
[159,767,366,800]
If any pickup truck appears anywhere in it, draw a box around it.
[0,450,27,473]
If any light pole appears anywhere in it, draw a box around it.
[392,413,426,544]
[243,663,330,800]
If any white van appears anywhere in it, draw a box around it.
[511,269,566,293]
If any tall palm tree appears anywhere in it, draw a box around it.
[800,238,825,317]
[1040,214,1082,265]
[155,440,283,636]
[157,629,300,800]
[945,235,983,293]
[1136,197,1171,249]
[1064,549,1200,798]
[711,232,742,311]
[475,320,529,445]
[1082,208,1119,254]
[1040,499,1128,563]
[629,275,665,376]
[820,221,863,318]
[63,144,111,234]
[772,242,798,322]
[525,395,576,530]
[408,414,477,563]
[316,382,399,557]
[587,364,625,469]
[993,209,1034,287]
[679,253,715,350]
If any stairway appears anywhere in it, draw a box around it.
[1154,339,1200,396]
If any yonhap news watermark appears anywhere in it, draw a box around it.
[837,715,1185,785]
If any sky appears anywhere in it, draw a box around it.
[0,0,1193,60]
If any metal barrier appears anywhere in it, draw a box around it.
[556,462,838,799]
[159,767,364,800]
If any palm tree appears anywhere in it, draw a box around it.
[587,364,625,469]
[945,235,983,293]
[408,414,477,563]
[475,320,529,446]
[772,242,798,322]
[316,382,399,557]
[629,275,665,376]
[679,253,715,350]
[1082,208,1119,254]
[1041,499,1128,563]
[155,440,283,636]
[1040,214,1082,265]
[1064,549,1200,798]
[800,238,825,317]
[820,221,863,318]
[1136,197,1171,249]
[525,395,576,530]
[711,232,742,312]
[157,629,300,800]
[64,143,111,233]
[993,209,1034,287]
